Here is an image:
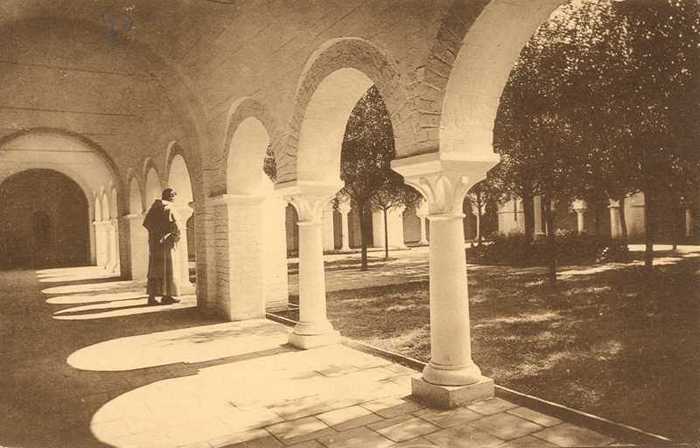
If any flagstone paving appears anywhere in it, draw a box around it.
[0,267,623,448]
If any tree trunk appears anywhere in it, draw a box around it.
[643,189,654,270]
[360,203,369,271]
[594,202,601,236]
[616,196,629,244]
[383,207,389,260]
[543,192,557,286]
[522,191,535,244]
[476,204,482,247]
[671,195,680,251]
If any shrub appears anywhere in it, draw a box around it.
[467,232,630,266]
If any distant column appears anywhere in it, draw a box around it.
[534,195,545,238]
[338,196,352,251]
[416,200,429,245]
[686,207,694,238]
[572,200,588,234]
[609,200,622,239]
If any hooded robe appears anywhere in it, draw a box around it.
[143,199,181,296]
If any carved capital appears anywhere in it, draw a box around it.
[276,180,342,223]
[337,194,352,215]
[572,199,587,212]
[392,152,497,218]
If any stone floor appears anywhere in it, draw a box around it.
[0,267,623,448]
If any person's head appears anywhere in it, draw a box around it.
[162,188,177,202]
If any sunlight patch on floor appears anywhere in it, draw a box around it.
[67,319,288,371]
[89,340,406,448]
[47,291,147,305]
[42,280,139,295]
[53,295,196,320]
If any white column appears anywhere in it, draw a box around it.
[393,154,494,407]
[107,218,120,273]
[282,183,341,349]
[534,195,545,238]
[174,205,196,295]
[338,197,352,251]
[471,202,485,242]
[685,207,694,238]
[124,213,148,281]
[572,200,588,234]
[416,200,429,245]
[609,199,622,239]
[321,202,336,251]
[100,220,112,270]
[93,221,104,267]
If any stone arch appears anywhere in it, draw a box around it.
[0,128,122,200]
[223,98,277,194]
[428,0,565,157]
[94,194,103,222]
[226,117,271,195]
[127,171,144,215]
[0,169,91,268]
[278,37,411,184]
[166,145,194,206]
[109,186,119,220]
[100,191,110,220]
[143,159,163,206]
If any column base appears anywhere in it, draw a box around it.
[288,329,340,349]
[411,375,494,409]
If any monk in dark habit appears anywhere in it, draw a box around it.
[143,188,181,305]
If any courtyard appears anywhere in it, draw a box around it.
[0,266,632,448]
[283,245,700,442]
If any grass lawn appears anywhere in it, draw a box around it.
[283,250,700,441]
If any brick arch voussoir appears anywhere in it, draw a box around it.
[412,0,491,155]
[277,38,413,184]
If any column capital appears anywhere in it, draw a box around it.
[338,201,352,215]
[608,199,621,209]
[275,180,342,223]
[572,199,587,212]
[392,152,496,218]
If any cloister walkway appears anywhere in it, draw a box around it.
[0,267,622,448]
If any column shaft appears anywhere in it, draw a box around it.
[340,212,351,251]
[424,214,482,385]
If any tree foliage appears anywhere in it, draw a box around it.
[341,86,416,268]
[493,0,699,280]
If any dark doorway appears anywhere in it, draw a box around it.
[0,169,90,269]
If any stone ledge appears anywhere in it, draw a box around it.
[411,375,494,409]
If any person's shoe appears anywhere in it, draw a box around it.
[147,296,159,306]
[160,296,180,305]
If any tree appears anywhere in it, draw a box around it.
[370,177,420,260]
[340,86,399,270]
[494,0,700,278]
[467,177,502,246]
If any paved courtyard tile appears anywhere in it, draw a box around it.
[0,267,626,448]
